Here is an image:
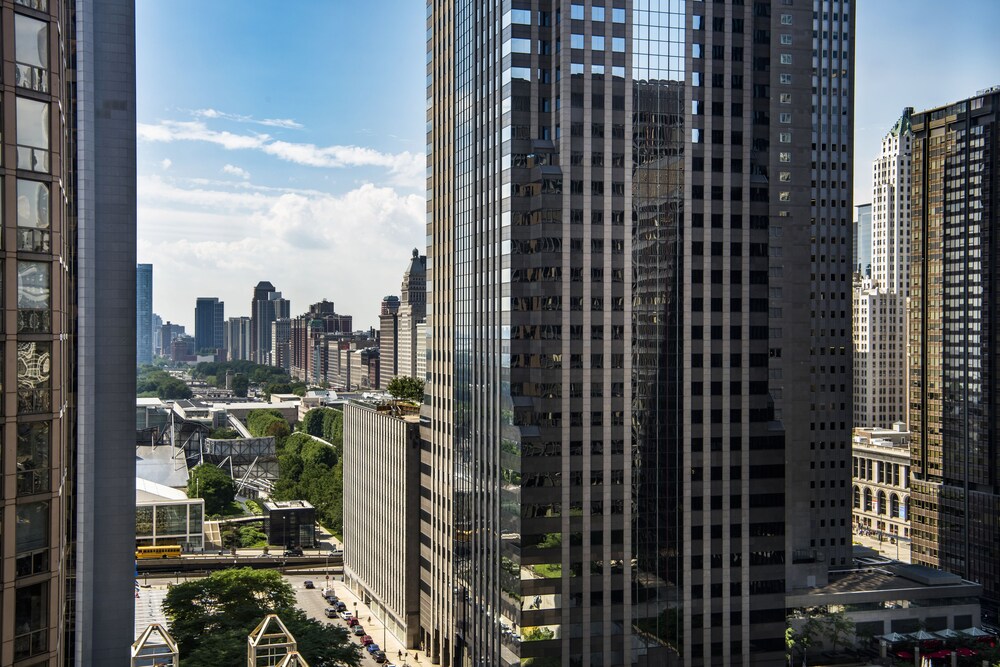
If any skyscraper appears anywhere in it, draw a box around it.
[251,281,288,364]
[422,1,853,665]
[909,87,1000,619]
[224,316,253,361]
[854,203,872,277]
[853,110,912,429]
[195,296,225,352]
[0,0,138,663]
[137,263,153,365]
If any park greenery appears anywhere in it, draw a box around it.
[386,375,425,402]
[190,360,288,387]
[244,407,346,538]
[208,427,240,440]
[162,568,361,667]
[136,365,192,400]
[187,464,236,516]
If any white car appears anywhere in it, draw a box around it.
[339,610,353,621]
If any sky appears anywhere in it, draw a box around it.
[137,1,1000,331]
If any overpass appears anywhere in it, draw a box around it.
[136,553,343,574]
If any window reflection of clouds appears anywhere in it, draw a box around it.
[632,0,686,83]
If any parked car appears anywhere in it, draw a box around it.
[339,610,353,621]
[366,643,380,654]
[347,617,360,628]
[361,635,374,646]
[335,601,347,612]
[303,580,314,589]
[324,607,337,619]
[353,626,366,637]
[372,650,387,663]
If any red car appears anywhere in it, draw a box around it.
[347,617,360,627]
[361,635,374,646]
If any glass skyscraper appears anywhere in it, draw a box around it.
[422,1,853,665]
[909,88,1000,622]
[137,263,153,365]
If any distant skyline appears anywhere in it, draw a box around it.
[138,1,999,331]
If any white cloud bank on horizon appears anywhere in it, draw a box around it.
[137,175,425,330]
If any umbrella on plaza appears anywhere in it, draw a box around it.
[934,628,961,639]
[962,627,993,637]
[925,649,951,659]
[909,630,938,641]
[878,632,910,643]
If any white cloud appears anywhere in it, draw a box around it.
[137,176,425,329]
[160,158,172,170]
[192,108,303,130]
[222,164,250,179]
[137,118,422,188]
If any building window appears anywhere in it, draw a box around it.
[779,73,792,85]
[17,180,50,252]
[780,14,793,24]
[779,132,792,143]
[779,172,791,182]
[780,93,792,104]
[17,261,50,333]
[14,582,48,660]
[780,53,792,65]
[17,422,49,495]
[780,112,792,123]
[14,14,48,93]
[15,97,49,172]
[17,341,51,414]
[779,152,791,162]
[15,501,49,578]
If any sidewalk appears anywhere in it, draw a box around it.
[853,528,911,563]
[322,577,421,666]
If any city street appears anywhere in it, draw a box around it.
[287,572,416,667]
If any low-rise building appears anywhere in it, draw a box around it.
[262,500,316,550]
[852,423,911,544]
[787,558,982,645]
[343,400,421,649]
[135,478,205,551]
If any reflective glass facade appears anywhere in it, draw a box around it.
[910,89,1000,619]
[424,1,852,665]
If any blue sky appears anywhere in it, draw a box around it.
[138,1,1000,331]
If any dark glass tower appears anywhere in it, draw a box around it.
[909,88,1000,620]
[422,1,852,665]
[137,263,153,365]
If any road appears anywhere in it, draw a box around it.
[286,572,419,667]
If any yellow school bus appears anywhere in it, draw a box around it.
[135,545,182,559]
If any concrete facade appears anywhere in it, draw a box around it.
[343,402,422,649]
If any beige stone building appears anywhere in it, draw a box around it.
[342,401,421,649]
[852,424,911,543]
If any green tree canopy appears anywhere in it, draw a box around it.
[246,409,292,445]
[231,374,249,397]
[386,375,425,402]
[187,464,235,515]
[136,367,193,400]
[162,568,361,667]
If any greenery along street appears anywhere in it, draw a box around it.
[163,568,361,666]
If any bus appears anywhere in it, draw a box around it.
[135,545,182,560]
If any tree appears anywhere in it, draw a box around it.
[162,568,361,667]
[208,427,239,440]
[820,609,854,653]
[322,409,343,447]
[232,374,249,397]
[187,464,235,515]
[386,375,425,402]
[300,407,336,437]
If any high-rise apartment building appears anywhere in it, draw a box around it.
[0,0,137,664]
[422,1,853,665]
[137,263,153,365]
[224,316,253,361]
[909,87,1000,618]
[379,295,401,380]
[194,296,225,352]
[271,317,291,370]
[152,312,163,356]
[853,110,912,429]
